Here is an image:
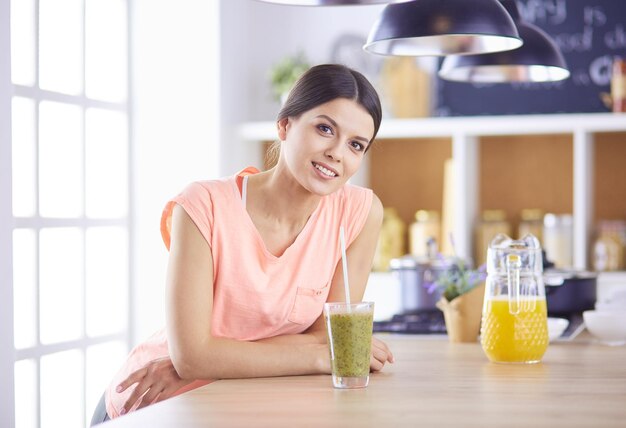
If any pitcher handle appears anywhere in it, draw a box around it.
[507,254,521,315]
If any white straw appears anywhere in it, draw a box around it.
[339,226,351,306]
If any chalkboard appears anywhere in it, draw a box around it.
[436,0,626,116]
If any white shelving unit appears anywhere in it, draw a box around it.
[239,112,626,270]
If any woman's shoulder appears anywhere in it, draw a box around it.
[179,176,236,199]
[183,167,259,197]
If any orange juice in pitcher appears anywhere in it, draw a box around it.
[480,234,549,364]
[482,297,548,363]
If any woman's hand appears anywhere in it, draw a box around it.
[370,337,394,371]
[116,357,193,414]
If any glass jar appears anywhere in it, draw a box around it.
[475,210,511,266]
[543,213,573,269]
[409,210,440,258]
[372,207,406,272]
[592,220,626,271]
[611,57,626,113]
[518,209,544,243]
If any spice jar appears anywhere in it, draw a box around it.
[373,207,406,272]
[518,209,544,243]
[474,210,511,266]
[409,210,440,258]
[592,220,626,271]
[611,57,626,113]
[543,213,573,269]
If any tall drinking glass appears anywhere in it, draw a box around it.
[324,302,374,388]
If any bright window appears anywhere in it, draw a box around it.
[3,0,221,426]
[7,0,131,426]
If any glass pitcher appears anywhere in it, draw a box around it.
[480,234,549,364]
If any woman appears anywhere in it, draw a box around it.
[92,63,394,424]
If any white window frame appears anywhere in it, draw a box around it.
[1,0,133,426]
[1,0,16,425]
[3,0,221,425]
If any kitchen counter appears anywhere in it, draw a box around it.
[102,335,626,427]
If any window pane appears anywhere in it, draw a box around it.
[11,0,36,86]
[13,229,38,349]
[85,109,128,218]
[86,227,128,336]
[85,0,128,102]
[39,0,83,94]
[14,359,38,428]
[12,97,37,217]
[39,228,83,344]
[85,342,126,427]
[39,101,83,218]
[41,350,84,428]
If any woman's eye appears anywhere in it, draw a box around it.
[350,141,365,152]
[317,124,333,135]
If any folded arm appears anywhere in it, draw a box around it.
[166,204,329,380]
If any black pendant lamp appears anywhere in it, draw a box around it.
[439,0,570,82]
[363,0,522,56]
[254,0,403,5]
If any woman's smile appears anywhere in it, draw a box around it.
[312,161,338,178]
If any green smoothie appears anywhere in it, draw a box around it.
[326,311,373,377]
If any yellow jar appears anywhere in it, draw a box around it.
[373,208,406,271]
[475,210,511,266]
[409,210,440,258]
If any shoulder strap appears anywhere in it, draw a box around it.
[242,175,249,209]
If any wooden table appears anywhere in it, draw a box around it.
[103,335,626,427]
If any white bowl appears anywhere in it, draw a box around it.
[547,317,569,342]
[583,310,626,346]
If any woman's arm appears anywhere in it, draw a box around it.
[166,204,330,380]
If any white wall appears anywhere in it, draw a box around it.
[131,0,219,343]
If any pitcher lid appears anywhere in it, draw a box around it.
[487,233,543,275]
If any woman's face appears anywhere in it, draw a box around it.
[277,98,375,196]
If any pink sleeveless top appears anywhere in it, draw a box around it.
[105,168,373,418]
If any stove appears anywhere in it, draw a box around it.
[374,310,585,340]
[373,310,447,335]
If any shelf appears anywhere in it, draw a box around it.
[239,113,626,141]
[238,113,626,270]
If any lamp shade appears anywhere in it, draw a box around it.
[363,0,522,56]
[254,0,402,5]
[438,1,569,82]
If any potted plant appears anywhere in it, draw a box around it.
[269,53,310,105]
[428,258,486,343]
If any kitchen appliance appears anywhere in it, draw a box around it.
[544,269,597,317]
[374,255,454,335]
[373,310,446,335]
[389,255,454,312]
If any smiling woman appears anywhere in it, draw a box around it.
[95,64,394,422]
